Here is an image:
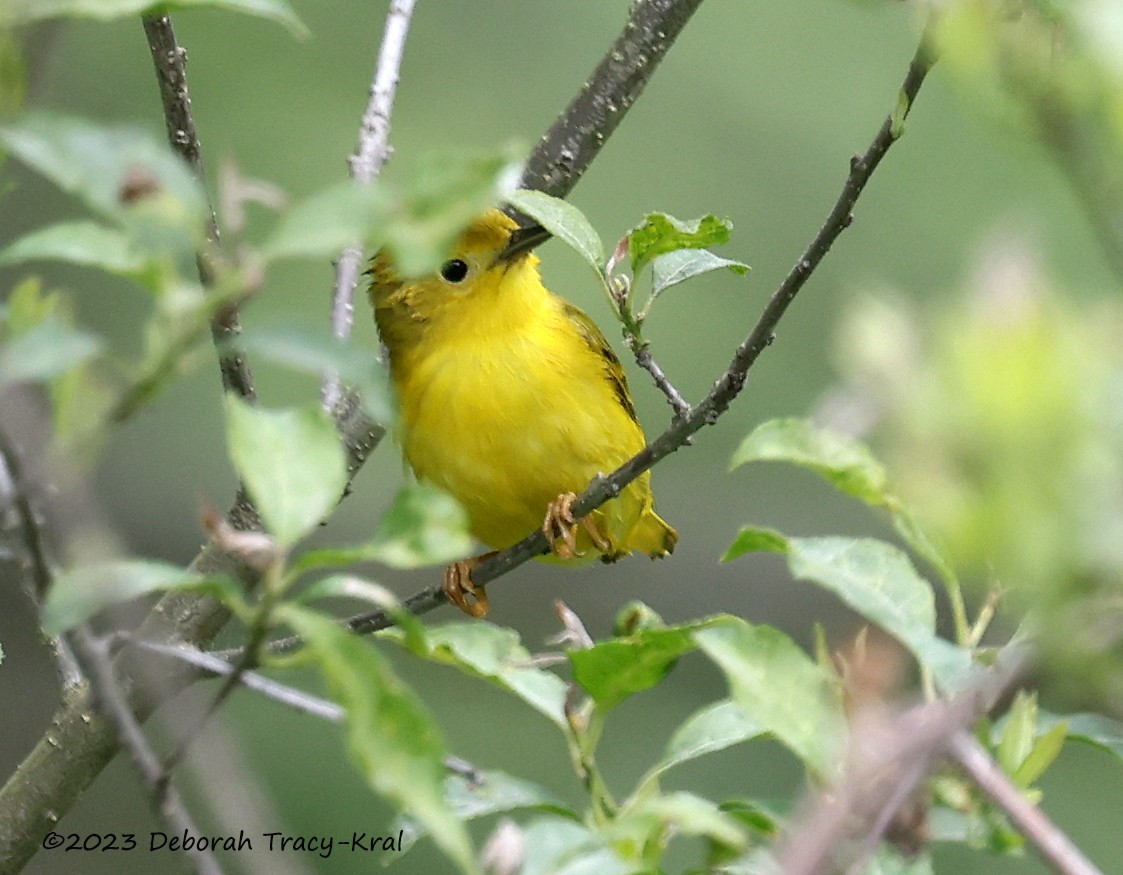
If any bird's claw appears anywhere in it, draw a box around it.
[543,492,612,559]
[443,558,490,618]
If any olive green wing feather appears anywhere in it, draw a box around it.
[561,301,638,424]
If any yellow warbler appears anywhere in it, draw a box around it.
[369,208,677,616]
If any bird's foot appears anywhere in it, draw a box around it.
[442,553,495,618]
[543,492,612,559]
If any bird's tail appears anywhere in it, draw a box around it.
[628,509,678,558]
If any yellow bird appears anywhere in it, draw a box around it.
[369,208,677,617]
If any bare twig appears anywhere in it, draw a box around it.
[323,0,417,411]
[948,731,1104,875]
[67,628,224,875]
[773,643,1031,875]
[120,638,343,722]
[0,425,84,692]
[633,344,691,420]
[143,12,257,405]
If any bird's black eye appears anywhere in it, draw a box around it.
[440,258,469,283]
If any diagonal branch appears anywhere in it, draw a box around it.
[143,13,257,406]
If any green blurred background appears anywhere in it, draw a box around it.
[2,1,1121,873]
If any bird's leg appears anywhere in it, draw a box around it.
[442,552,495,618]
[543,492,612,559]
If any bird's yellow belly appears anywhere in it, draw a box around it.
[397,340,646,553]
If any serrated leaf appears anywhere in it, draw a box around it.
[365,482,473,568]
[41,560,241,635]
[384,622,568,729]
[0,112,203,227]
[568,625,700,710]
[650,248,749,296]
[224,399,347,547]
[394,769,575,854]
[786,536,974,692]
[731,418,890,506]
[694,618,845,778]
[0,0,306,35]
[506,189,604,271]
[629,212,732,274]
[0,221,147,275]
[275,605,476,873]
[0,314,102,387]
[261,180,391,261]
[730,529,973,693]
[235,324,392,424]
[731,419,960,589]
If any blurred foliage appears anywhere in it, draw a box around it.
[831,235,1123,712]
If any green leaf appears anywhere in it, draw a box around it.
[235,324,392,424]
[650,248,749,297]
[517,818,626,875]
[261,180,391,261]
[617,791,747,857]
[730,418,890,506]
[275,605,476,873]
[41,560,241,635]
[295,573,427,654]
[381,148,524,277]
[506,189,605,271]
[224,399,347,547]
[0,0,306,35]
[0,221,147,275]
[0,31,26,117]
[1037,711,1123,762]
[694,618,845,778]
[997,691,1037,776]
[0,112,204,228]
[384,622,568,729]
[395,769,575,854]
[725,529,973,693]
[635,699,765,799]
[568,625,700,710]
[365,482,473,568]
[0,314,102,387]
[1013,720,1068,788]
[629,212,733,274]
[722,526,788,562]
[657,699,764,777]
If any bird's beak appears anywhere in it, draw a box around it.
[494,223,552,265]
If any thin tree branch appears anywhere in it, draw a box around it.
[633,344,691,420]
[287,28,938,644]
[67,628,224,875]
[323,0,417,411]
[0,425,83,691]
[143,13,257,405]
[774,643,1031,875]
[518,0,707,199]
[120,638,343,722]
[947,731,1105,875]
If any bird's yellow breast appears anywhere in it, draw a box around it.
[393,263,649,552]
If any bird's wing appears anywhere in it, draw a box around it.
[561,301,639,424]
